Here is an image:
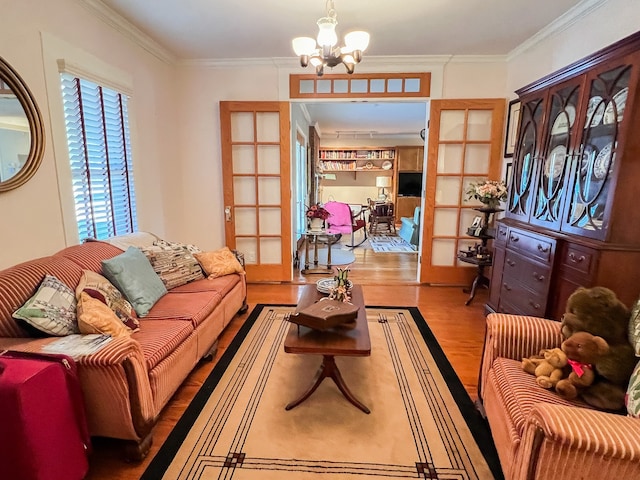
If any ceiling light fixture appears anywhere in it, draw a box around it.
[292,0,370,77]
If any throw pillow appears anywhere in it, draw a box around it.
[76,270,140,331]
[141,244,204,290]
[12,275,79,336]
[153,238,202,254]
[77,292,133,338]
[101,246,167,317]
[626,360,640,417]
[194,247,244,279]
[628,297,640,355]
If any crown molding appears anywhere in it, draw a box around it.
[76,0,176,65]
[507,0,608,60]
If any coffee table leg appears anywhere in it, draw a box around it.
[285,355,370,414]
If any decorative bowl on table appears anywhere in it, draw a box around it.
[316,277,353,294]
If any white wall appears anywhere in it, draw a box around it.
[507,0,640,96]
[0,0,177,269]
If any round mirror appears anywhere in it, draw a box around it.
[0,56,45,192]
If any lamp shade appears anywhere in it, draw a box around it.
[344,31,370,52]
[292,36,317,56]
[376,176,392,188]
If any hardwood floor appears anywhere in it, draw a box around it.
[85,246,488,479]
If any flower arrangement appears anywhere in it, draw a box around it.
[329,267,351,303]
[466,179,508,208]
[306,203,331,220]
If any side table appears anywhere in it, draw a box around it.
[301,230,339,275]
[458,255,493,305]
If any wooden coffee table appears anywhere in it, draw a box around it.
[284,284,371,413]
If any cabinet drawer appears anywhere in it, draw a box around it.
[503,251,551,295]
[494,223,509,246]
[559,244,597,276]
[506,228,555,263]
[499,280,547,317]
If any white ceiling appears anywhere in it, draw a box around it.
[93,0,586,136]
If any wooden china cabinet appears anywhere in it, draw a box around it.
[488,31,640,320]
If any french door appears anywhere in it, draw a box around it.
[420,99,505,284]
[220,101,292,282]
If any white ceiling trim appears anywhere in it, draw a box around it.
[76,0,176,65]
[507,0,607,60]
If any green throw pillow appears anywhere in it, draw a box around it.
[629,297,640,355]
[626,360,640,417]
[12,274,79,336]
[101,246,167,317]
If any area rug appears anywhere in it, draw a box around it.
[299,246,356,267]
[369,234,417,253]
[142,305,502,480]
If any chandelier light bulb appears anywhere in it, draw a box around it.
[292,1,368,76]
[316,17,338,48]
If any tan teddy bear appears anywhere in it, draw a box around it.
[522,348,570,389]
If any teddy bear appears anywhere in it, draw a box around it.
[560,286,630,345]
[558,331,637,411]
[522,348,571,389]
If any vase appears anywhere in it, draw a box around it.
[481,198,500,210]
[309,218,324,231]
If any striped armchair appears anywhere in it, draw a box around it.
[479,313,640,480]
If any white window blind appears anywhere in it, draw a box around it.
[60,73,137,240]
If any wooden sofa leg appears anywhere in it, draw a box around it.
[202,340,219,361]
[123,431,153,462]
[239,300,249,314]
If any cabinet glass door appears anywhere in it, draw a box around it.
[506,96,545,222]
[530,82,582,229]
[561,64,631,239]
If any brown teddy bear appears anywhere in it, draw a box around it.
[558,331,637,411]
[522,348,570,389]
[561,286,630,345]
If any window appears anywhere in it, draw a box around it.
[60,73,137,240]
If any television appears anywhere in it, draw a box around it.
[397,172,423,197]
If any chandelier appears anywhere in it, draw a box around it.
[292,0,370,77]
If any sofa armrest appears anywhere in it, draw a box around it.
[479,313,563,398]
[516,404,640,480]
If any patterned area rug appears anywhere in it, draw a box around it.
[368,234,417,253]
[142,305,502,480]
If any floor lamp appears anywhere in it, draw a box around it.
[376,176,392,201]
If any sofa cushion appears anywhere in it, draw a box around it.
[12,275,79,336]
[77,292,133,338]
[134,319,194,370]
[627,360,640,417]
[141,244,204,290]
[194,247,244,279]
[490,357,592,436]
[102,247,167,317]
[142,290,223,327]
[76,270,139,331]
[169,274,242,298]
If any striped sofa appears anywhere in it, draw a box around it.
[0,240,247,460]
[479,313,640,480]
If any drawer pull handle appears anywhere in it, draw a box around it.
[506,259,515,267]
[532,272,545,282]
[569,253,586,263]
[528,300,541,310]
[503,283,512,291]
[499,230,507,236]
[537,244,549,253]
[509,235,519,242]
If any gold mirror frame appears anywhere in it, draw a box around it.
[0,56,45,192]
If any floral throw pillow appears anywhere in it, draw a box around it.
[76,270,140,331]
[626,360,640,417]
[12,275,79,336]
[628,297,640,355]
[77,292,133,338]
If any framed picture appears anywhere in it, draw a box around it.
[471,216,483,228]
[505,161,513,187]
[504,99,521,158]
